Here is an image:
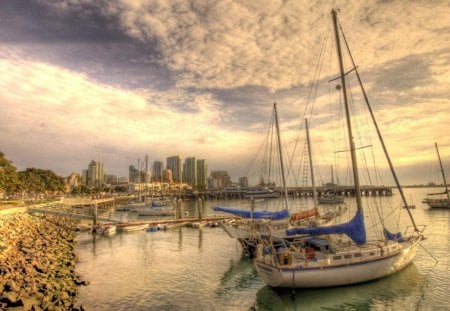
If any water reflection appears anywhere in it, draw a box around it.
[254,264,426,311]
[198,227,203,250]
[217,254,258,294]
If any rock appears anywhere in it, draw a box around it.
[4,280,21,292]
[1,291,18,304]
[1,213,81,311]
[18,295,39,311]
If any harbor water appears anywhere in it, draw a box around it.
[75,187,449,310]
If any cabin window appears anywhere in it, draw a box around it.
[354,253,362,257]
[332,255,342,260]
[344,254,352,259]
[369,252,375,256]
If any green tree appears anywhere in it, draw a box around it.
[0,151,21,196]
[18,168,65,199]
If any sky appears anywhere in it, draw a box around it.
[0,0,449,186]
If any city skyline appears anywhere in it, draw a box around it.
[0,1,449,185]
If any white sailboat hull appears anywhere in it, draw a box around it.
[423,198,450,209]
[254,238,420,288]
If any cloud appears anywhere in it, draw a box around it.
[1,0,449,185]
[36,0,450,92]
[0,50,261,175]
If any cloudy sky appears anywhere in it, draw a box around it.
[0,0,449,185]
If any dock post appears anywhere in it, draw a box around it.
[198,197,203,220]
[176,199,182,219]
[93,201,98,226]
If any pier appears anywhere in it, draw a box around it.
[25,201,237,229]
[178,185,394,200]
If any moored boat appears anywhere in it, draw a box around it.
[423,143,450,209]
[119,223,148,232]
[252,9,425,288]
[102,224,116,236]
[244,189,280,199]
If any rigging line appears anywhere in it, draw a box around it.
[287,35,328,182]
[308,36,328,119]
[334,145,373,153]
[260,110,275,185]
[242,109,274,179]
[419,243,439,267]
[338,19,418,232]
[267,112,275,185]
[286,116,305,181]
[305,35,329,118]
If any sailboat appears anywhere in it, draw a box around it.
[423,143,450,208]
[214,103,291,256]
[216,112,339,257]
[318,165,345,204]
[252,9,425,288]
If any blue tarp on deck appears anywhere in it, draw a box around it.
[285,208,367,245]
[212,206,289,220]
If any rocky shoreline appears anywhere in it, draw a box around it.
[0,213,89,310]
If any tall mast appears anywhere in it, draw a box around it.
[305,118,318,209]
[435,143,450,199]
[337,15,419,230]
[331,9,363,210]
[138,158,141,202]
[273,103,289,210]
[145,155,148,202]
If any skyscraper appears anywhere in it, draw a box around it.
[152,161,163,182]
[88,160,104,188]
[129,165,139,182]
[166,155,182,182]
[184,157,197,188]
[196,159,207,190]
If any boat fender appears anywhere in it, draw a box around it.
[305,247,315,260]
[278,252,293,266]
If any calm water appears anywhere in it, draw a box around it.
[75,188,449,310]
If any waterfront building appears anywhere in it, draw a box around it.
[183,157,197,188]
[66,172,81,192]
[239,176,249,188]
[88,160,104,188]
[210,170,231,190]
[152,161,163,182]
[166,155,182,183]
[163,169,173,183]
[105,174,118,184]
[129,165,139,182]
[196,159,207,190]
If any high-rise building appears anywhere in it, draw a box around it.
[82,169,88,185]
[183,157,197,188]
[166,155,182,182]
[88,160,104,188]
[152,161,163,182]
[210,170,231,190]
[196,159,207,190]
[129,165,139,182]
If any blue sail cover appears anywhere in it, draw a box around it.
[285,208,367,245]
[384,228,406,242]
[213,206,289,220]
